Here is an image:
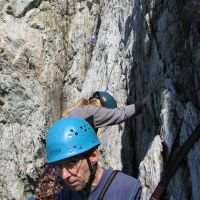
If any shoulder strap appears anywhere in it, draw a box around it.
[98,170,120,200]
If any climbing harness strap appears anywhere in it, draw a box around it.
[98,170,119,200]
[150,122,200,200]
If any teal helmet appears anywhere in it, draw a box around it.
[46,117,100,164]
[91,91,117,109]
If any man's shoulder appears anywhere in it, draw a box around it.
[102,169,141,199]
[114,170,141,188]
[55,185,70,200]
[55,186,84,200]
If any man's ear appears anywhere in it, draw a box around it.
[89,148,99,165]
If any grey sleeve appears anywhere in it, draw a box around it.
[69,103,143,128]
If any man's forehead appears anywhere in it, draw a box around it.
[56,155,83,164]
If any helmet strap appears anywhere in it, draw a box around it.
[82,156,97,197]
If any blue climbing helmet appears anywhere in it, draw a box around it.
[46,117,100,164]
[91,91,117,109]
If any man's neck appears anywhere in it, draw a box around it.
[91,167,104,190]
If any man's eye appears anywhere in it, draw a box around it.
[66,161,77,168]
[55,165,62,170]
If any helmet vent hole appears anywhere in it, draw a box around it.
[73,145,76,148]
[84,129,87,132]
[75,132,78,135]
[80,126,83,129]
[70,129,74,132]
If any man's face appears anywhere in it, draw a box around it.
[54,150,98,191]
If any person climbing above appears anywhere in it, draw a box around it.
[63,91,150,129]
[46,117,142,199]
[90,35,97,51]
[32,91,151,199]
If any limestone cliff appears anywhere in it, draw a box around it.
[0,0,200,199]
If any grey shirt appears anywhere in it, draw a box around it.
[68,103,143,129]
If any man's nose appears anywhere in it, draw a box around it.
[61,168,71,180]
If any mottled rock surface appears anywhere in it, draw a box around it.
[139,135,163,200]
[0,0,200,199]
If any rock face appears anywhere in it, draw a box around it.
[0,0,200,199]
[139,135,163,199]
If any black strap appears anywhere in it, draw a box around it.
[98,170,119,200]
[83,157,97,198]
[150,122,200,200]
